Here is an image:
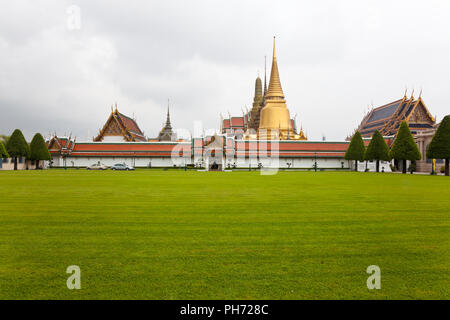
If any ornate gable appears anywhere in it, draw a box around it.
[94,107,146,142]
[407,98,435,124]
[47,137,62,151]
[47,136,76,156]
[103,115,123,136]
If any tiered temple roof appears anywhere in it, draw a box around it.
[94,106,146,142]
[47,135,76,156]
[356,92,435,138]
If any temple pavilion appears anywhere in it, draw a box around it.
[355,90,436,138]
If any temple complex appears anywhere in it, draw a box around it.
[42,37,440,173]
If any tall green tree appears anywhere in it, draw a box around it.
[345,131,366,171]
[30,133,51,169]
[6,129,30,170]
[427,115,450,176]
[390,122,422,174]
[365,130,390,172]
[0,141,9,158]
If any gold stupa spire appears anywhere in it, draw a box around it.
[266,37,284,100]
[259,36,290,136]
[246,37,308,141]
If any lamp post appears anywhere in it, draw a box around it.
[314,152,317,172]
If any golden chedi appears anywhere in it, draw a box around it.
[259,37,293,139]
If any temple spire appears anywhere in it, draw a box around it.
[263,56,267,96]
[165,99,172,128]
[157,99,175,141]
[254,75,262,99]
[266,36,284,99]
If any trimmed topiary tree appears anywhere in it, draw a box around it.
[30,133,51,169]
[345,131,366,171]
[427,115,450,176]
[0,141,9,158]
[6,129,30,170]
[390,122,421,174]
[365,130,390,172]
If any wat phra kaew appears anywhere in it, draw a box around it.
[47,38,437,172]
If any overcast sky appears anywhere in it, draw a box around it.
[1,0,449,141]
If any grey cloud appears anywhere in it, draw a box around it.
[0,0,449,141]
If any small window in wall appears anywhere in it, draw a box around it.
[19,157,24,163]
[0,158,2,168]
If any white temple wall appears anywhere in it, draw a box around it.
[49,155,393,171]
[0,158,49,170]
[223,156,349,169]
[50,156,190,168]
[50,155,350,169]
[102,136,127,142]
[0,158,30,170]
[356,160,392,172]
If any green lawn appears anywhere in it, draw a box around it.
[0,170,448,299]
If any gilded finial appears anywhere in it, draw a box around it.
[404,87,408,98]
[263,55,267,96]
[419,88,423,98]
[273,36,276,59]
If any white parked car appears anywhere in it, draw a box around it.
[86,163,108,170]
[110,163,135,171]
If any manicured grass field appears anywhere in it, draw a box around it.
[0,169,448,299]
